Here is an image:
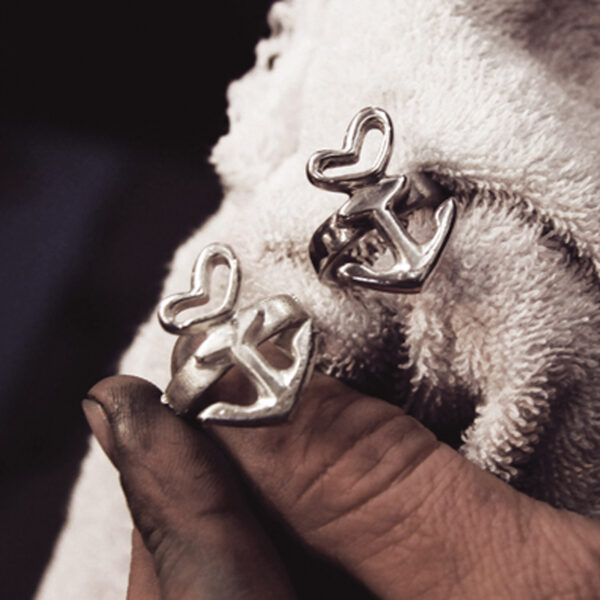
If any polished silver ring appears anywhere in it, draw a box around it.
[307,107,456,293]
[158,244,315,425]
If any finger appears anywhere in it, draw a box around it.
[82,375,294,600]
[128,528,160,600]
[204,351,600,600]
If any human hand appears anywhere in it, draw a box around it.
[83,363,600,599]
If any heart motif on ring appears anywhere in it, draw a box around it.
[158,243,241,335]
[306,106,394,194]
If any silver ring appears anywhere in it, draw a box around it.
[158,244,315,425]
[307,107,456,293]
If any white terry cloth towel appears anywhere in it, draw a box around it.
[37,1,600,597]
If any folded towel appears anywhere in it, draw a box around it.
[37,1,600,597]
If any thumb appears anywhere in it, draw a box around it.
[82,375,293,600]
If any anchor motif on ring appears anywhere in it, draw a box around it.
[307,107,456,293]
[158,244,315,424]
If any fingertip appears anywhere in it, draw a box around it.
[85,375,175,463]
[87,375,163,416]
[82,397,115,464]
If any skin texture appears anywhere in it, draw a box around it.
[83,359,600,600]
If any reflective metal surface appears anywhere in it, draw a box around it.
[158,244,240,335]
[158,244,315,424]
[307,107,456,293]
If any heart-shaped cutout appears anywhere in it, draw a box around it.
[158,243,241,335]
[306,106,393,193]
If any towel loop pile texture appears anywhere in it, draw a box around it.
[37,1,600,597]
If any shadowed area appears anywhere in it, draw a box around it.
[0,3,275,598]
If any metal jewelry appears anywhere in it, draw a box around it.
[158,243,315,424]
[307,106,456,293]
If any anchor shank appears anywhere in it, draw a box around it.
[373,203,423,268]
[231,342,288,403]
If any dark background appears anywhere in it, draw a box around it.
[0,4,275,598]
